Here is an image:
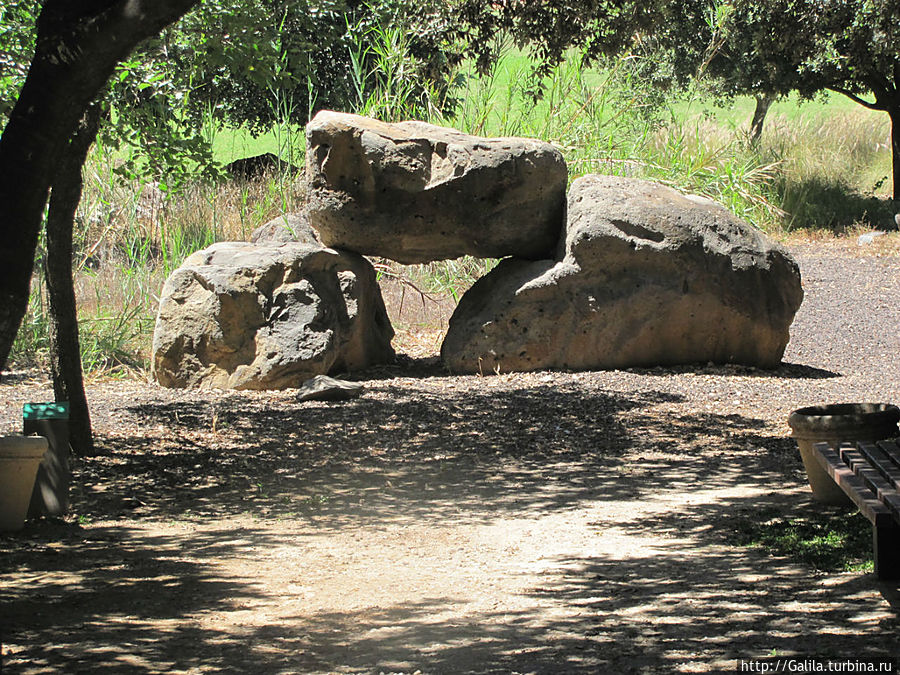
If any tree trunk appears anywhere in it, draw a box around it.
[0,0,199,374]
[46,105,102,456]
[891,105,900,204]
[749,93,774,145]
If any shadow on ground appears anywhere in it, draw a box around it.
[2,370,895,672]
[257,539,898,673]
[778,176,897,232]
[2,520,288,672]
[69,380,796,526]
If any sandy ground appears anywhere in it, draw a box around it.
[1,236,899,673]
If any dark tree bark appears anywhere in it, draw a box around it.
[832,69,900,202]
[749,93,774,146]
[45,104,102,456]
[0,0,199,373]
[889,105,900,204]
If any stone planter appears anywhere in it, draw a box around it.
[787,403,900,504]
[0,436,49,531]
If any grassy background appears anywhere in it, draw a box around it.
[8,47,896,376]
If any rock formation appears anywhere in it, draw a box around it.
[305,110,567,264]
[441,174,804,373]
[152,242,394,389]
[156,112,805,387]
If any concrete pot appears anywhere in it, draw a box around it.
[787,403,900,505]
[0,436,48,531]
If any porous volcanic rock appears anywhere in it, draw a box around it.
[305,110,567,263]
[250,212,319,245]
[441,174,804,373]
[152,242,394,389]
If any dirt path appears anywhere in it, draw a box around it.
[2,237,899,673]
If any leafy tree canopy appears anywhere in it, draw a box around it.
[714,0,900,198]
[454,0,660,78]
[1,0,464,192]
[713,0,899,105]
[0,0,39,121]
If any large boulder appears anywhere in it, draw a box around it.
[152,242,394,389]
[250,212,319,245]
[305,110,567,264]
[441,174,804,373]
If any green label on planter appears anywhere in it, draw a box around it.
[23,402,69,420]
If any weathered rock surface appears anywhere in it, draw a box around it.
[305,110,567,264]
[152,242,394,390]
[250,212,319,245]
[296,375,363,402]
[442,174,804,373]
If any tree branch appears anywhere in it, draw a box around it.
[827,85,884,111]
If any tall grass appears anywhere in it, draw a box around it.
[436,50,784,225]
[761,112,892,230]
[9,137,305,375]
[8,42,893,373]
[438,49,890,232]
[345,7,448,122]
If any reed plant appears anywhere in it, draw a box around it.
[346,5,448,122]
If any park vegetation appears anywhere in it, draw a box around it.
[0,0,897,452]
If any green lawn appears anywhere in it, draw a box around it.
[675,89,886,129]
[211,124,306,166]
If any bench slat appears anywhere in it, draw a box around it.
[842,448,900,524]
[859,441,900,491]
[812,443,893,526]
[875,438,900,473]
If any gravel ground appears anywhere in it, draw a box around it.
[1,236,899,674]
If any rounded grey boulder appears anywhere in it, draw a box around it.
[442,175,804,373]
[152,242,394,389]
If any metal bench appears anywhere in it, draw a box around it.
[811,439,900,580]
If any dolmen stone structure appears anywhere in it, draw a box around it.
[152,110,804,389]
